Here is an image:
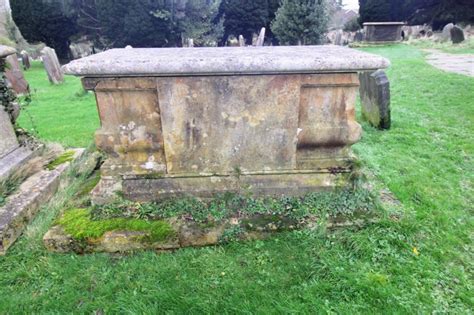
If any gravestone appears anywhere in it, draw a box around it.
[20,50,30,70]
[0,45,34,181]
[354,30,364,42]
[4,54,29,95]
[238,35,245,47]
[441,23,454,42]
[359,70,391,129]
[41,46,64,84]
[63,46,390,204]
[256,27,265,46]
[450,26,465,44]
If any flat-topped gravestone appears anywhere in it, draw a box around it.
[41,47,64,84]
[363,22,404,42]
[63,45,390,204]
[5,54,29,95]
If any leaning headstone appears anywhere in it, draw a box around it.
[238,35,245,47]
[450,26,465,44]
[20,50,30,70]
[256,27,265,46]
[4,54,29,95]
[0,45,34,181]
[41,47,64,84]
[359,70,391,129]
[441,23,454,42]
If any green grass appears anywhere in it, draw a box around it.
[17,61,99,148]
[1,45,473,313]
[408,37,474,54]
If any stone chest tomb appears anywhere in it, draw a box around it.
[363,22,405,42]
[63,46,389,204]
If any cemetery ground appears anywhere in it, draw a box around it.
[0,44,472,313]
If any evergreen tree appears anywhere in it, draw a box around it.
[11,0,78,58]
[96,0,174,48]
[175,0,224,46]
[271,0,329,45]
[219,0,270,43]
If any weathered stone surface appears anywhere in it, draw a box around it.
[5,54,29,94]
[43,210,381,254]
[179,222,226,247]
[359,70,391,129]
[0,106,18,160]
[441,23,454,42]
[20,50,30,70]
[63,46,390,76]
[363,22,404,42]
[41,47,64,84]
[0,44,15,58]
[450,26,465,44]
[63,47,389,204]
[0,149,84,255]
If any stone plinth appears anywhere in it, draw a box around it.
[363,22,405,42]
[63,46,389,203]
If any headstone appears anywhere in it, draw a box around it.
[441,23,454,42]
[187,38,194,47]
[0,45,34,181]
[4,54,29,95]
[20,50,30,70]
[69,37,95,59]
[0,106,18,160]
[335,30,343,45]
[450,26,465,44]
[125,45,133,49]
[41,47,64,84]
[256,27,265,46]
[354,30,364,42]
[238,35,245,47]
[359,70,391,129]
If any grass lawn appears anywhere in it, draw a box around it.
[17,61,99,148]
[1,44,473,313]
[407,37,474,54]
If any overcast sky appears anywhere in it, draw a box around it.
[343,0,359,10]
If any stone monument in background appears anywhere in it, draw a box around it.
[4,53,28,94]
[41,47,64,84]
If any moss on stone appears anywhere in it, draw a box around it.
[47,150,75,170]
[56,208,175,242]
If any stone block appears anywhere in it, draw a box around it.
[359,70,391,129]
[0,149,84,255]
[41,47,64,84]
[363,22,404,42]
[63,46,390,204]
